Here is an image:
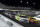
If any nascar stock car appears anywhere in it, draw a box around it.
[33,15,40,21]
[29,18,38,24]
[27,16,39,24]
[15,15,29,23]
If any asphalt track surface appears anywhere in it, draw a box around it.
[2,14,40,27]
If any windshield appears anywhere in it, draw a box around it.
[20,16,26,18]
[31,18,35,19]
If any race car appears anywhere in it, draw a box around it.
[9,12,16,18]
[15,15,29,23]
[29,18,38,24]
[9,14,15,18]
[33,15,40,21]
[27,16,39,24]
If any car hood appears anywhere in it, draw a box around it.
[33,20,38,21]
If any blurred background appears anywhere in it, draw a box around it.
[0,0,40,27]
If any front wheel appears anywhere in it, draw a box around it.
[36,22,38,24]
